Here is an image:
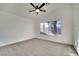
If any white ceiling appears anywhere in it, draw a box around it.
[0,3,72,19]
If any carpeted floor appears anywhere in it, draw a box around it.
[0,38,78,56]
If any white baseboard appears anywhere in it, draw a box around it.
[0,33,72,47]
[0,34,35,47]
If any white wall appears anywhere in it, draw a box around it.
[0,11,35,46]
[73,4,79,54]
[0,3,74,46]
[35,4,73,45]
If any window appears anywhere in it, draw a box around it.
[40,19,61,36]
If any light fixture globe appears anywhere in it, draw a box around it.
[36,9,40,12]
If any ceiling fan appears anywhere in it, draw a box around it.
[29,3,46,15]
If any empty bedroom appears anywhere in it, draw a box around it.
[0,3,79,56]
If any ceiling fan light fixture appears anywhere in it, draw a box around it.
[29,3,46,15]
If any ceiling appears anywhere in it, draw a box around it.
[0,3,72,19]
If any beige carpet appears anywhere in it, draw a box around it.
[0,38,77,56]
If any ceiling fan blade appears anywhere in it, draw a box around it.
[38,3,45,9]
[30,3,36,9]
[29,10,35,12]
[40,10,46,12]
